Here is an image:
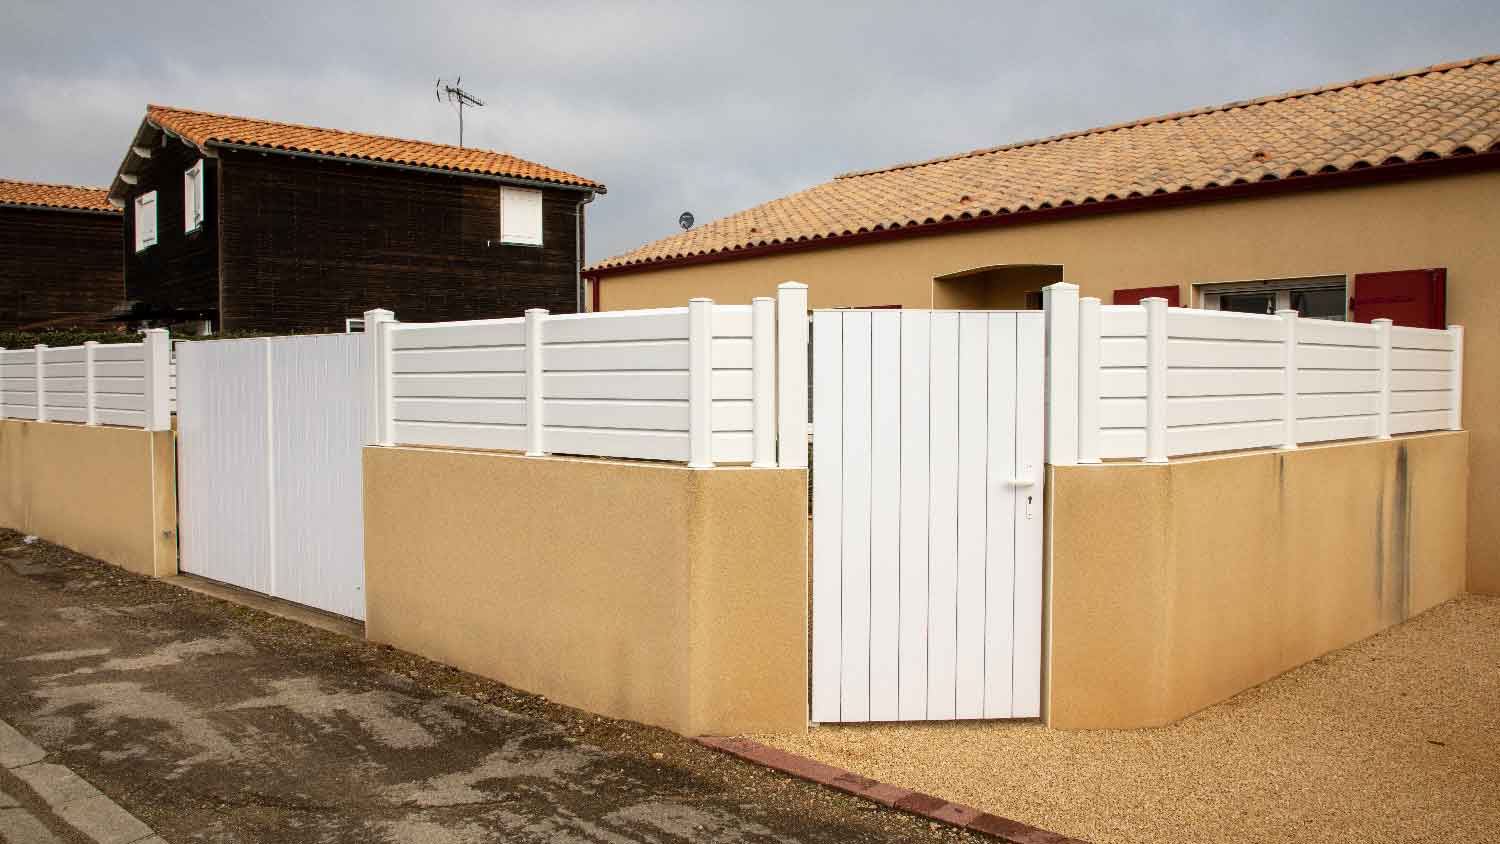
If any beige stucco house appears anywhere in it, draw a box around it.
[585,53,1500,593]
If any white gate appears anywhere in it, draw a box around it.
[176,334,368,620]
[811,310,1044,722]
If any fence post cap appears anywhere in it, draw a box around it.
[83,340,99,346]
[752,295,774,303]
[1448,324,1463,332]
[1079,295,1102,305]
[363,307,394,320]
[34,343,47,349]
[525,307,550,315]
[688,297,714,303]
[1275,308,1299,317]
[777,281,808,290]
[1371,317,1394,326]
[1043,281,1079,293]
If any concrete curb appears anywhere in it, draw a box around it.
[1,719,160,844]
[695,736,1088,844]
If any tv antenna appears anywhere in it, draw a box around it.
[435,77,485,147]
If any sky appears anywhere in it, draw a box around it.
[4,1,1498,263]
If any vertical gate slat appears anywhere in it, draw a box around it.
[839,312,874,722]
[983,314,1019,718]
[954,313,989,719]
[897,311,932,721]
[810,311,845,723]
[925,313,960,720]
[868,311,902,721]
[1011,313,1047,717]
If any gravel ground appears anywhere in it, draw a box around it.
[762,594,1500,844]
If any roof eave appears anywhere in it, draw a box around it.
[584,149,1500,279]
[205,140,604,194]
[0,200,119,216]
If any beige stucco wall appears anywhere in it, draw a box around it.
[0,420,178,578]
[594,170,1499,591]
[362,446,809,736]
[1045,431,1468,729]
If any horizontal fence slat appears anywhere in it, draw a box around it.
[1389,326,1454,351]
[1169,395,1282,427]
[1168,368,1283,397]
[92,361,144,378]
[543,309,687,344]
[1297,343,1379,370]
[1390,409,1451,435]
[394,397,527,426]
[1297,414,1379,443]
[1169,338,1282,368]
[1099,428,1147,459]
[1296,320,1378,348]
[46,408,87,423]
[1390,370,1451,391]
[1100,307,1147,337]
[394,373,526,399]
[95,408,145,427]
[1389,390,1453,414]
[45,348,87,364]
[1391,348,1453,371]
[1100,368,1147,398]
[393,346,524,374]
[544,427,689,461]
[1099,397,1146,427]
[42,392,87,408]
[1100,337,1146,367]
[93,393,146,412]
[1298,392,1380,420]
[1167,309,1284,342]
[391,320,525,350]
[1297,369,1380,394]
[393,420,527,451]
[92,344,145,362]
[1168,420,1283,456]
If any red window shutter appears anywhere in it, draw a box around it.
[1351,269,1446,328]
[1113,285,1181,306]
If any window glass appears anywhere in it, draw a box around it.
[1220,292,1275,315]
[1291,288,1346,321]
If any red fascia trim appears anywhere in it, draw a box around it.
[584,150,1500,281]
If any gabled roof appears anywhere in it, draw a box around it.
[590,53,1500,273]
[109,105,602,203]
[0,179,117,213]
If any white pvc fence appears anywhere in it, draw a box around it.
[1045,284,1464,464]
[0,331,172,430]
[365,283,810,468]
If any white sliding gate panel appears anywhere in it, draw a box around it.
[177,340,275,596]
[812,309,1044,723]
[177,334,368,620]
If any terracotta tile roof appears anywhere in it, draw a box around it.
[0,179,117,213]
[144,105,602,190]
[591,53,1500,272]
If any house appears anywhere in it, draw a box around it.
[585,52,1500,594]
[0,179,123,330]
[108,105,605,333]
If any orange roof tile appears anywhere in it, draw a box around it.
[144,105,602,190]
[0,179,117,213]
[591,53,1500,272]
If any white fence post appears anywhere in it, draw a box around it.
[1143,297,1168,463]
[688,298,715,468]
[34,345,48,423]
[362,308,395,446]
[525,308,548,457]
[1043,282,1079,466]
[1449,324,1464,431]
[776,281,809,468]
[752,296,776,467]
[143,329,171,431]
[84,341,99,426]
[1277,309,1298,450]
[1374,318,1393,439]
[1077,296,1101,464]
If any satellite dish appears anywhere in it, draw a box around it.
[679,211,695,231]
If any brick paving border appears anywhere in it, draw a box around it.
[696,736,1088,844]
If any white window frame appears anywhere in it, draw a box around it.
[184,160,205,232]
[1193,274,1349,320]
[134,191,158,252]
[499,187,544,247]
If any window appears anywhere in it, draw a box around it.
[1196,275,1347,321]
[133,191,157,252]
[499,187,543,246]
[183,160,205,231]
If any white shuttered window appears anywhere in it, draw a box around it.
[134,191,158,251]
[499,187,543,246]
[184,160,205,231]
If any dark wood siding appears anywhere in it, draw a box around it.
[121,137,220,319]
[0,206,123,329]
[217,149,583,332]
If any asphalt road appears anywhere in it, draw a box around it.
[0,530,978,844]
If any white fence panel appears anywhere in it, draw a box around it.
[0,335,168,430]
[373,288,808,468]
[813,309,1044,724]
[177,334,368,620]
[1051,283,1464,464]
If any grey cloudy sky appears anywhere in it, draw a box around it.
[5,1,1498,262]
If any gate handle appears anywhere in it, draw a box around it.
[1006,477,1035,488]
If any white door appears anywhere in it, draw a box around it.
[176,334,368,619]
[811,310,1044,722]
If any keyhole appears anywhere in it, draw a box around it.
[1026,494,1034,519]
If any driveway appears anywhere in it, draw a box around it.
[763,593,1500,844]
[0,530,976,844]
